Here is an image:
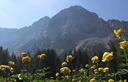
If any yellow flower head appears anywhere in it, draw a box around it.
[66,55,73,62]
[55,72,59,77]
[22,56,31,64]
[37,54,47,60]
[0,65,13,72]
[61,61,68,67]
[114,28,124,38]
[10,67,14,72]
[94,69,98,74]
[98,67,104,72]
[102,52,113,62]
[90,65,96,69]
[124,79,127,82]
[85,64,90,68]
[90,78,95,82]
[72,79,77,82]
[108,79,114,82]
[79,68,85,73]
[103,67,109,73]
[8,61,15,66]
[60,67,71,75]
[91,56,99,64]
[119,40,128,49]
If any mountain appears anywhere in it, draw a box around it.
[46,6,112,48]
[0,6,128,56]
[15,6,113,55]
[0,16,50,53]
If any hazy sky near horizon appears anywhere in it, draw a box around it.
[0,0,127,28]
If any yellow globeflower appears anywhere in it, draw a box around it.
[8,61,15,66]
[90,65,96,69]
[22,56,31,64]
[119,80,123,82]
[72,79,77,82]
[102,52,113,62]
[10,67,14,72]
[103,67,109,73]
[61,61,68,67]
[98,67,104,72]
[114,28,124,38]
[79,68,85,73]
[94,69,98,74]
[55,72,59,77]
[60,67,71,75]
[119,40,128,49]
[90,78,95,82]
[108,79,114,82]
[0,65,12,72]
[124,79,127,82]
[85,64,90,68]
[37,54,47,60]
[66,55,73,62]
[91,56,99,64]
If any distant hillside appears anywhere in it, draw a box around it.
[0,16,50,52]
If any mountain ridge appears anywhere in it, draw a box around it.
[0,6,127,56]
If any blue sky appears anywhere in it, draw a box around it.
[0,0,128,28]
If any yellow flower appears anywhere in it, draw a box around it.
[108,79,114,82]
[102,52,113,62]
[66,55,73,62]
[8,61,15,66]
[94,69,98,74]
[103,67,109,73]
[90,78,95,82]
[124,79,127,82]
[119,40,128,49]
[91,56,99,64]
[37,54,47,60]
[90,65,96,69]
[85,64,90,68]
[0,65,13,72]
[22,56,31,64]
[98,67,104,72]
[10,67,14,72]
[114,28,124,38]
[79,68,85,73]
[55,72,59,77]
[72,79,77,82]
[119,80,123,82]
[60,67,71,75]
[0,65,9,71]
[61,61,68,67]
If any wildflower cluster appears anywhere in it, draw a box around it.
[114,28,128,63]
[0,27,128,82]
[57,55,73,76]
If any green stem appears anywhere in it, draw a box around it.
[124,49,128,64]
